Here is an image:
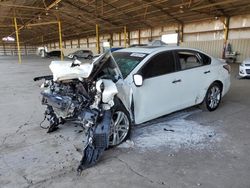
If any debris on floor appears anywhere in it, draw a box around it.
[119,112,223,151]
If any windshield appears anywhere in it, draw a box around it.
[112,52,148,78]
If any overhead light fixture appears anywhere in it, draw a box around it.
[2,36,15,42]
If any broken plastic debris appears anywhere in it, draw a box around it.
[163,128,175,132]
[117,140,135,148]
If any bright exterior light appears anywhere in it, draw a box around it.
[161,33,178,44]
[2,36,15,42]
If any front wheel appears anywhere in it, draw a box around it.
[87,55,93,60]
[109,105,131,146]
[203,83,222,111]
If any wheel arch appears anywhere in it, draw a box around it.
[212,80,223,93]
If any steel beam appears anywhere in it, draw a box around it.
[14,17,22,64]
[124,26,127,48]
[96,24,100,54]
[58,21,63,60]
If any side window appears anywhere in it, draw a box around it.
[177,51,203,70]
[141,51,175,79]
[198,52,211,65]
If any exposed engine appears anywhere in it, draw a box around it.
[34,69,118,172]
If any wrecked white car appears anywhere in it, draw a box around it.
[34,46,230,171]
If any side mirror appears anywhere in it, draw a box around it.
[133,74,143,87]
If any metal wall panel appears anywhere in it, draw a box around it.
[180,40,224,58]
[228,39,250,62]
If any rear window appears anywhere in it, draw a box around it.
[112,52,148,78]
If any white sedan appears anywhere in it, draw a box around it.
[239,58,250,77]
[107,46,231,145]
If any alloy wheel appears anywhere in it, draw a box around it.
[109,111,130,146]
[207,85,221,109]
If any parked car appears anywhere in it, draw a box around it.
[239,58,250,77]
[67,50,93,59]
[46,50,63,58]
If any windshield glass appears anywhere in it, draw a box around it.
[112,52,148,78]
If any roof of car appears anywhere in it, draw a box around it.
[116,45,194,54]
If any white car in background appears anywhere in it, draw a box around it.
[239,58,250,77]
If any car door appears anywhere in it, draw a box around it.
[173,50,213,108]
[78,50,85,58]
[132,51,184,124]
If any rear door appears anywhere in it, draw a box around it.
[173,50,212,107]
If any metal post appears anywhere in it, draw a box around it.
[127,31,130,46]
[178,23,184,45]
[110,33,113,47]
[138,29,141,45]
[124,26,127,48]
[24,43,27,55]
[3,42,6,55]
[58,21,63,60]
[150,27,153,41]
[14,17,21,64]
[41,35,44,46]
[224,17,230,42]
[119,33,121,46]
[87,36,89,48]
[96,24,100,54]
[78,38,80,48]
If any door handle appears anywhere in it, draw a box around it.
[172,79,181,84]
[204,70,211,74]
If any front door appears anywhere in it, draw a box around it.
[132,51,183,124]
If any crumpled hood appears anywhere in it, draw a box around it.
[49,60,94,81]
[49,51,122,82]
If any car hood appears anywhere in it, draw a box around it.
[50,51,122,82]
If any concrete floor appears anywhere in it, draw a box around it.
[0,56,250,188]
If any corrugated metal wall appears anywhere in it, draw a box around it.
[0,44,37,56]
[180,40,224,58]
[228,39,250,62]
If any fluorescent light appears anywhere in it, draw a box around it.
[2,36,15,42]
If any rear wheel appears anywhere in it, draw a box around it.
[109,104,131,146]
[203,83,222,111]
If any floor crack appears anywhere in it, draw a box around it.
[16,122,29,134]
[22,175,33,187]
[114,157,166,186]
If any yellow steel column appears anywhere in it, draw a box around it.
[14,17,21,64]
[124,26,127,48]
[58,21,63,60]
[96,24,100,54]
[223,17,230,42]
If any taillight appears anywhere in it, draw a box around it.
[223,64,231,74]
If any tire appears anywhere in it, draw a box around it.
[87,55,93,60]
[109,102,131,147]
[202,82,222,111]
